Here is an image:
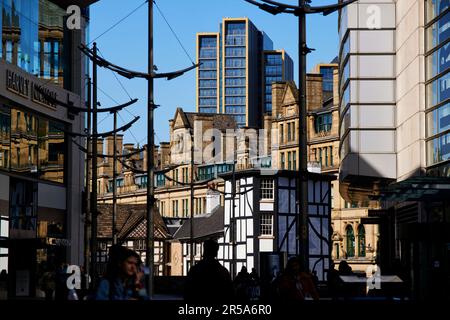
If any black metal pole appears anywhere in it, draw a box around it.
[90,43,99,288]
[146,0,155,299]
[84,76,91,290]
[189,130,195,268]
[231,152,236,279]
[112,111,118,245]
[298,0,309,272]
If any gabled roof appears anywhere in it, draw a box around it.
[280,81,299,107]
[173,206,224,241]
[97,204,170,241]
[172,108,237,131]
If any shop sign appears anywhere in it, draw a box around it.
[46,237,71,247]
[6,69,57,109]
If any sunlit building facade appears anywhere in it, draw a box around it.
[196,18,293,127]
[0,0,93,299]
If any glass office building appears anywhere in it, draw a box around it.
[263,51,293,114]
[426,0,450,176]
[197,33,219,114]
[197,18,292,127]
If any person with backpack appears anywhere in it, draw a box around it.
[95,245,148,300]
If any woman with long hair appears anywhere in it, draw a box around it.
[95,245,148,300]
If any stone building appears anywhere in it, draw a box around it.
[270,62,378,273]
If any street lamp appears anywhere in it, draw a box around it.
[244,0,358,272]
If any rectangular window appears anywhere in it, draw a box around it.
[287,123,291,142]
[427,132,450,165]
[293,151,297,170]
[182,199,189,217]
[281,153,285,170]
[260,214,273,236]
[173,169,179,186]
[319,148,323,166]
[280,124,284,144]
[260,179,274,200]
[330,147,334,167]
[287,152,292,170]
[161,201,165,215]
[325,147,329,167]
[173,200,179,217]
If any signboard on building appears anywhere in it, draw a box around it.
[6,69,57,109]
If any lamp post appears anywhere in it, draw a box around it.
[189,129,195,269]
[90,42,99,286]
[78,1,198,297]
[84,76,91,291]
[244,0,358,272]
[146,0,155,298]
[112,110,118,245]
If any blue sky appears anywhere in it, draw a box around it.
[89,0,340,145]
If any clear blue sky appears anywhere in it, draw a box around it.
[89,0,340,145]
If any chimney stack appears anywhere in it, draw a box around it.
[206,189,221,214]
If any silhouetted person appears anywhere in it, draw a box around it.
[184,240,234,303]
[275,257,319,302]
[39,265,56,301]
[327,262,341,299]
[338,260,354,298]
[338,261,353,275]
[55,263,69,301]
[234,266,251,301]
[249,268,261,301]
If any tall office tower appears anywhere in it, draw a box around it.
[196,18,293,127]
[263,50,294,114]
[338,0,450,300]
[313,60,338,101]
[197,33,220,114]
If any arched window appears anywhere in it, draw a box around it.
[346,225,355,258]
[358,224,366,257]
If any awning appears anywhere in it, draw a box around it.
[369,176,450,202]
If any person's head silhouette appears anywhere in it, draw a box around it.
[203,239,219,260]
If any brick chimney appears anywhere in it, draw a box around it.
[306,74,323,112]
[96,138,104,167]
[160,142,171,167]
[206,189,221,214]
[271,82,286,119]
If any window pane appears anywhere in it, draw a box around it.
[426,10,450,51]
[427,132,450,165]
[426,70,450,107]
[427,102,450,135]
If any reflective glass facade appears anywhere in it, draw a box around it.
[197,19,291,126]
[198,35,218,114]
[0,0,66,86]
[0,102,65,183]
[263,51,293,113]
[426,0,450,171]
[263,53,282,113]
[224,22,246,126]
[320,66,335,93]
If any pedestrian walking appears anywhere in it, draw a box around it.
[184,239,234,303]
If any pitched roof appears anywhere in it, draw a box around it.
[173,108,237,131]
[173,206,224,241]
[97,204,170,241]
